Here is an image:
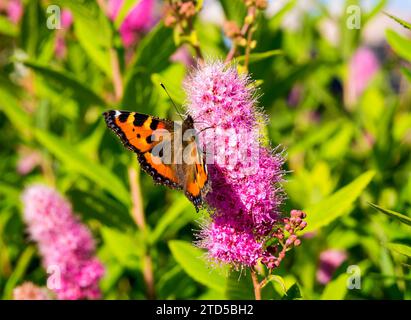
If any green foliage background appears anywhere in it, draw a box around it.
[0,0,410,299]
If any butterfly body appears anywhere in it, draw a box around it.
[103,110,210,211]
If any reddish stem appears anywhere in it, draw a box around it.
[251,270,262,300]
[128,167,156,299]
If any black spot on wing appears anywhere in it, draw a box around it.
[118,112,130,123]
[146,135,153,144]
[150,119,159,130]
[103,110,138,153]
[133,113,149,126]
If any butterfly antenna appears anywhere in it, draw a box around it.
[160,83,184,120]
[198,126,214,134]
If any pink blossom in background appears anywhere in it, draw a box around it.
[54,9,73,59]
[107,0,155,47]
[13,282,50,300]
[7,0,23,24]
[22,185,104,300]
[287,84,302,107]
[107,0,123,21]
[185,61,305,268]
[61,9,73,29]
[316,249,347,285]
[16,147,41,175]
[346,47,380,106]
[170,45,195,67]
[55,36,67,59]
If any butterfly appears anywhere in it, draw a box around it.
[103,109,210,211]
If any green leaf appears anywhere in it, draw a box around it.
[114,0,140,28]
[288,122,340,156]
[68,189,134,231]
[149,197,190,244]
[369,203,411,227]
[386,243,411,257]
[123,24,176,109]
[268,0,297,30]
[320,273,348,300]
[3,246,36,299]
[363,0,388,25]
[22,61,106,106]
[282,283,302,300]
[0,183,20,202]
[0,15,18,37]
[263,275,287,295]
[56,0,113,77]
[225,271,254,300]
[127,23,176,75]
[0,88,32,138]
[303,171,375,233]
[101,227,142,269]
[151,64,186,106]
[34,129,130,206]
[384,12,411,30]
[236,50,283,64]
[386,29,411,61]
[168,240,227,292]
[401,67,411,83]
[219,0,247,25]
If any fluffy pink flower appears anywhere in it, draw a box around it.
[13,282,51,300]
[107,0,155,47]
[185,61,304,268]
[22,185,104,300]
[316,249,347,285]
[7,0,23,24]
[346,47,380,106]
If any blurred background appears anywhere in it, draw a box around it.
[0,0,410,300]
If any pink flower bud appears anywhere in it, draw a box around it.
[299,221,307,230]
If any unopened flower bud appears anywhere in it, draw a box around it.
[224,21,241,38]
[299,221,307,230]
[179,1,196,18]
[255,0,268,10]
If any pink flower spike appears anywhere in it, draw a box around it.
[22,184,105,300]
[185,61,290,268]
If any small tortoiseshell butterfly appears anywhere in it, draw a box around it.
[103,109,210,211]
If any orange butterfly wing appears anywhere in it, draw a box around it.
[103,110,181,189]
[182,140,210,209]
[104,110,210,211]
